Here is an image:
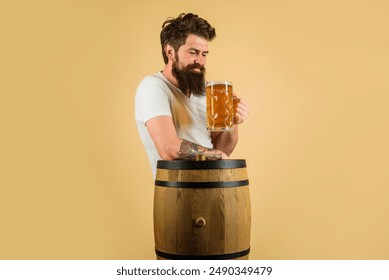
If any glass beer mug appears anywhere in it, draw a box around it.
[206,81,234,131]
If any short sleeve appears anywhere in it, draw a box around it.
[135,75,172,125]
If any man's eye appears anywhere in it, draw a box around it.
[189,51,196,55]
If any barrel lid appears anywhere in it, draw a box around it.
[156,159,246,170]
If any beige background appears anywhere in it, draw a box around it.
[1,0,388,259]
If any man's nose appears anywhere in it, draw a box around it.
[195,55,206,66]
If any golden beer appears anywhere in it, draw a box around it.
[206,81,234,131]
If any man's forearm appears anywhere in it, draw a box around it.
[211,125,239,156]
[176,139,226,160]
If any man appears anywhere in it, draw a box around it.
[135,13,249,178]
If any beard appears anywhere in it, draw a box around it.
[172,59,206,97]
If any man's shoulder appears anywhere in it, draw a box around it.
[139,72,166,86]
[137,72,181,99]
[135,72,171,102]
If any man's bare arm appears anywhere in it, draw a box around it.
[177,139,225,160]
[146,115,228,160]
[211,126,239,156]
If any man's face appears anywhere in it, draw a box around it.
[171,34,209,96]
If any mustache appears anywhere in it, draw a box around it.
[186,63,205,73]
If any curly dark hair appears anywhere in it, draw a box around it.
[160,13,216,64]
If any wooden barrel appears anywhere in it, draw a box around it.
[153,159,251,260]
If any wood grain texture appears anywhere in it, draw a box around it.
[156,167,248,182]
[153,162,251,260]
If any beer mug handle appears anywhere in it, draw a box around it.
[232,95,239,124]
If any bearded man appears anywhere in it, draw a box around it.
[135,13,249,178]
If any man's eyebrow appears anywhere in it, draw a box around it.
[188,48,209,53]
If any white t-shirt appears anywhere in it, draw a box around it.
[135,72,213,178]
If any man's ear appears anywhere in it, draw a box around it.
[165,44,175,61]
